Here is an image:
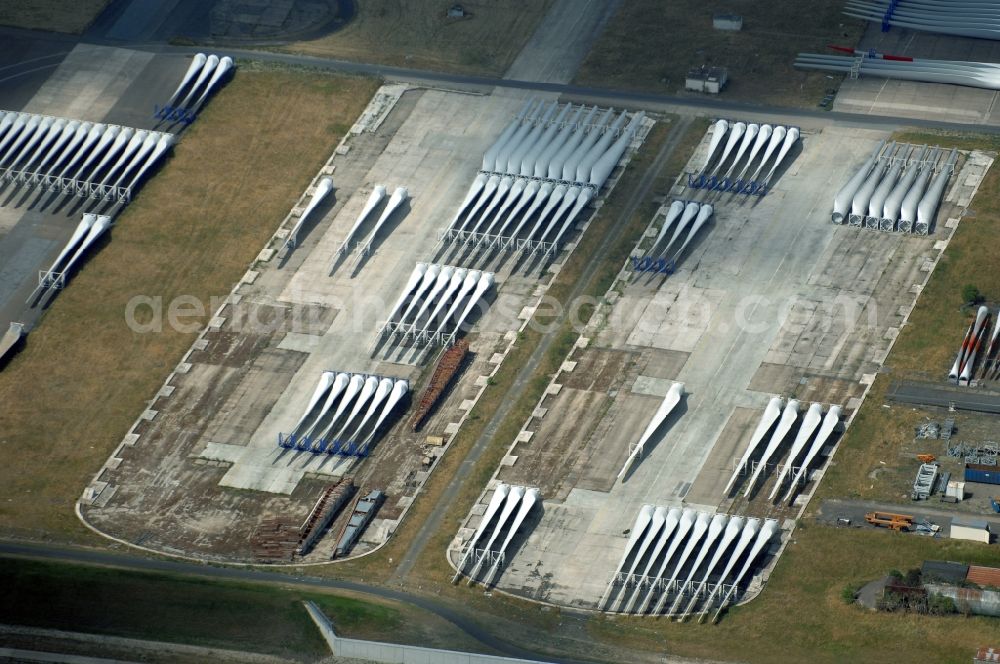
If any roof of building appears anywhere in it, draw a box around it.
[952,517,990,529]
[967,565,1000,588]
[922,560,968,584]
[975,646,1000,663]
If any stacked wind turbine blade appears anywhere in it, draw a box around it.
[617,383,685,479]
[443,98,641,251]
[379,263,495,348]
[281,371,408,454]
[950,306,989,382]
[795,53,1000,91]
[843,0,1000,42]
[784,406,842,504]
[724,397,783,495]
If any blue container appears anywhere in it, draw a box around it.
[965,464,1000,485]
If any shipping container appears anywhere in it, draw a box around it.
[965,464,1000,485]
[951,517,991,544]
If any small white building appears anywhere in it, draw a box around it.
[713,13,743,31]
[685,66,728,94]
[951,517,991,544]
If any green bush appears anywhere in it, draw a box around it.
[841,584,859,605]
[962,284,983,304]
[927,593,956,616]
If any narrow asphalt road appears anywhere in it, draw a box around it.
[819,498,1000,535]
[148,43,1000,135]
[0,540,591,664]
[4,24,1000,137]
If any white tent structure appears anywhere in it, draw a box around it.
[0,110,172,204]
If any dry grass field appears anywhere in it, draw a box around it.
[0,70,379,542]
[287,0,554,76]
[0,0,109,33]
[575,0,867,108]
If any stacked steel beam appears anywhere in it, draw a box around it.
[297,477,356,555]
[251,518,299,562]
[410,338,469,430]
